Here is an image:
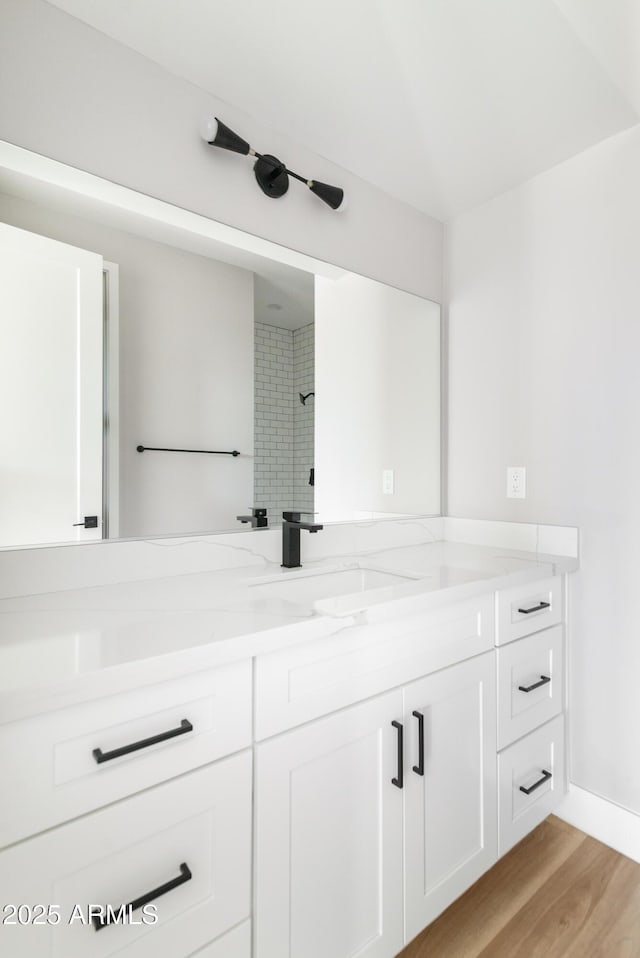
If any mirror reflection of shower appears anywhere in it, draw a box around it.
[254,273,315,522]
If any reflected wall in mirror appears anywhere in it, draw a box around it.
[315,273,440,522]
[0,142,440,549]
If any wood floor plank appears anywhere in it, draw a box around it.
[474,836,622,958]
[562,853,640,958]
[398,817,640,958]
[399,817,585,958]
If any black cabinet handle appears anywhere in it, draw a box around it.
[93,862,192,930]
[412,710,425,776]
[518,675,551,693]
[517,601,550,615]
[519,769,552,795]
[92,719,193,764]
[391,720,404,789]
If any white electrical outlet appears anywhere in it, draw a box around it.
[382,469,395,495]
[507,467,526,499]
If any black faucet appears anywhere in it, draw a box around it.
[281,511,323,568]
[236,507,268,528]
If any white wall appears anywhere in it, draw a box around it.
[446,123,640,815]
[315,273,441,521]
[0,0,442,303]
[0,191,254,538]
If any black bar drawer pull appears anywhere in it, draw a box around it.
[412,710,424,776]
[93,862,192,930]
[93,719,193,764]
[517,601,550,615]
[518,675,551,693]
[519,769,552,795]
[391,720,404,789]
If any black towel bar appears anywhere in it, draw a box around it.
[137,445,240,456]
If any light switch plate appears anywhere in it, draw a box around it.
[382,469,394,495]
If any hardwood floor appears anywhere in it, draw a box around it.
[398,816,640,958]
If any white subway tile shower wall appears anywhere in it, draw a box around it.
[254,322,294,519]
[254,322,315,522]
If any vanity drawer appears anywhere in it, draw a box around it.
[497,626,564,749]
[0,661,251,848]
[498,714,565,855]
[0,752,252,958]
[187,921,250,958]
[495,576,562,645]
[255,594,495,739]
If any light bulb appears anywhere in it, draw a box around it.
[199,116,219,144]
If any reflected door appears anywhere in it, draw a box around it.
[0,222,103,547]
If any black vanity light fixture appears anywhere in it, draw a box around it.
[200,117,346,211]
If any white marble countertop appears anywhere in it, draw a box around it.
[0,534,578,725]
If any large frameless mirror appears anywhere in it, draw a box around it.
[0,141,441,549]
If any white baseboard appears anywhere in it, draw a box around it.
[556,784,640,863]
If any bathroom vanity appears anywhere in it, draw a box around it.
[0,517,577,958]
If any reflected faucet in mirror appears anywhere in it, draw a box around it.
[281,511,323,569]
[236,508,268,529]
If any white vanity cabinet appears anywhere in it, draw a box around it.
[187,922,251,958]
[0,661,252,848]
[254,593,495,739]
[403,653,497,941]
[495,575,562,646]
[495,576,567,855]
[0,754,252,958]
[254,652,497,958]
[255,689,405,958]
[0,665,254,958]
[498,713,565,854]
[0,556,574,958]
[496,625,563,749]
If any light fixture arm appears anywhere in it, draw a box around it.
[253,151,308,185]
[200,117,345,211]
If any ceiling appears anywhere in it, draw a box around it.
[44,0,640,221]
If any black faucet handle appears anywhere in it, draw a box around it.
[248,507,267,517]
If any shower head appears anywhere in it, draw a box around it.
[299,392,315,405]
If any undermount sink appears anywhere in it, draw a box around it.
[250,567,415,604]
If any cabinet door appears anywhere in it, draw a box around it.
[255,690,404,958]
[403,653,497,942]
